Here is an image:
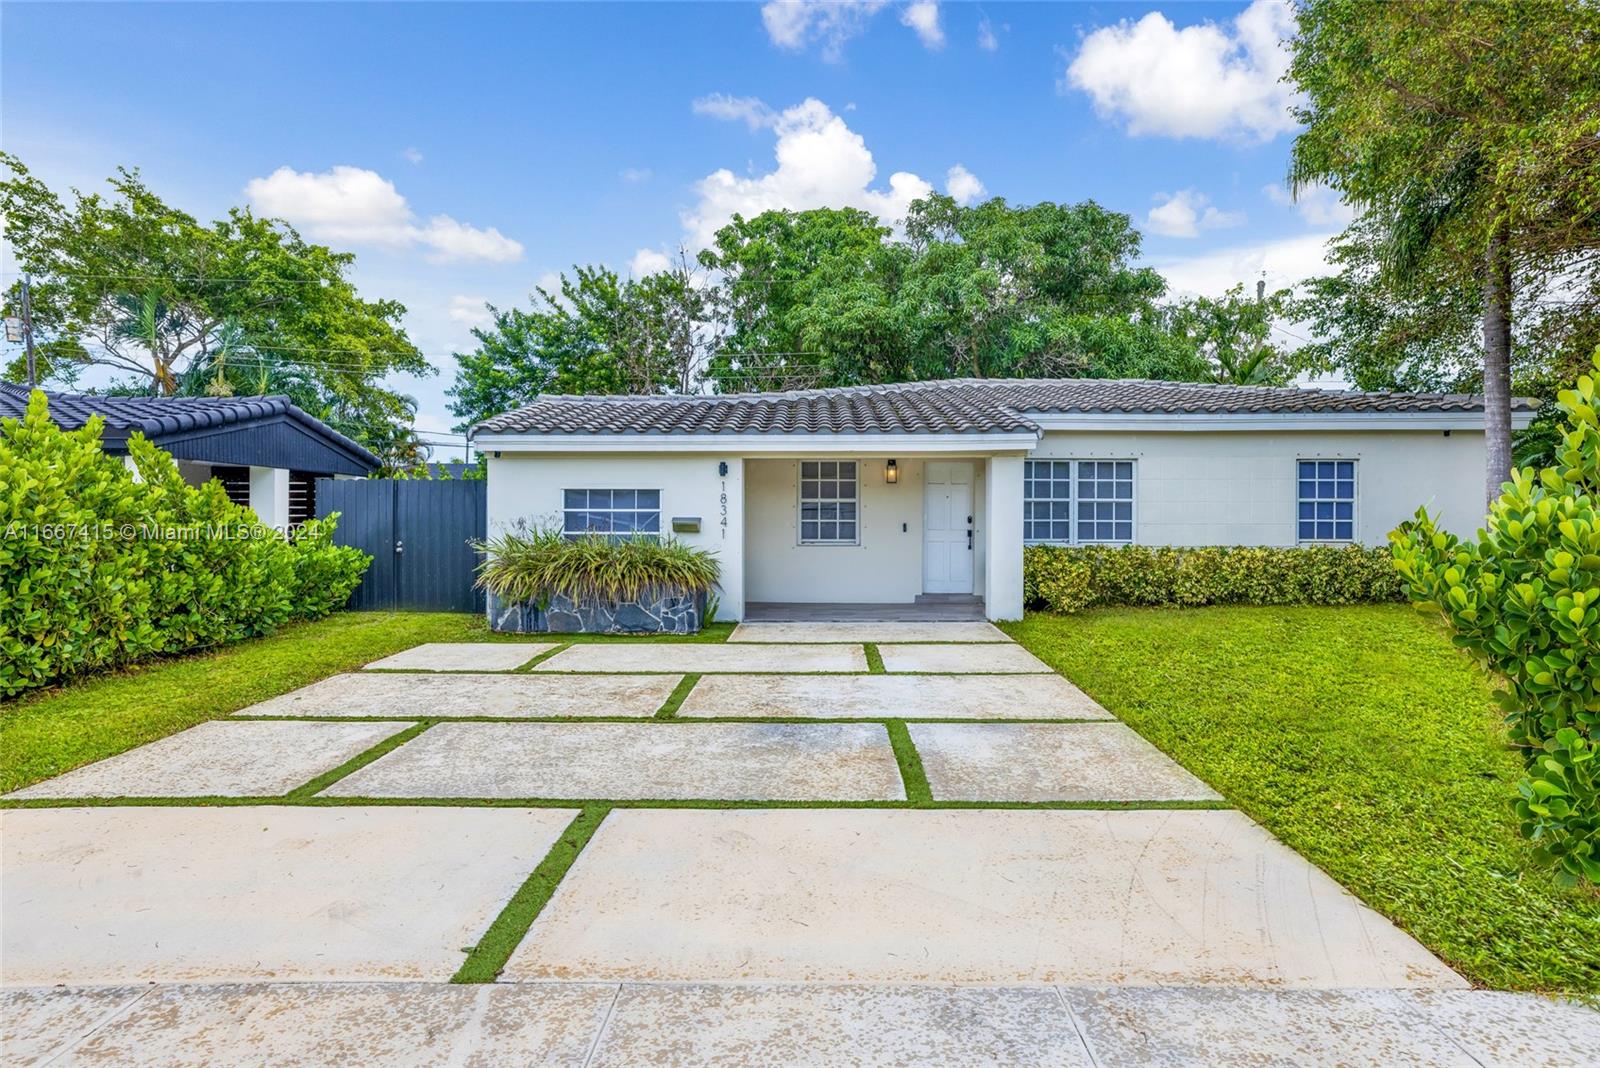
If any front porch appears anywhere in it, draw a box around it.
[740,453,1023,622]
[744,595,987,622]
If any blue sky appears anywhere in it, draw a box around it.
[1,0,1346,449]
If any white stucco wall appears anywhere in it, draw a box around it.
[745,457,920,604]
[1031,428,1488,546]
[485,452,746,621]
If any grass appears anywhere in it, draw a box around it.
[452,805,610,982]
[1004,603,1600,996]
[0,611,734,794]
[885,719,932,803]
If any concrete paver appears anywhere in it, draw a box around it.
[678,673,1110,720]
[588,983,1090,1068]
[322,721,905,801]
[10,983,617,1068]
[239,671,680,718]
[531,643,867,673]
[729,621,1012,643]
[878,643,1053,674]
[0,806,577,984]
[0,986,150,1067]
[1063,987,1482,1067]
[503,808,1463,987]
[8,984,1588,1068]
[5,721,404,799]
[364,642,558,672]
[910,722,1222,802]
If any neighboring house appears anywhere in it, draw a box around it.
[0,385,380,528]
[471,378,1537,622]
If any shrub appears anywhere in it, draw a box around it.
[0,391,371,697]
[1392,349,1600,888]
[1023,543,1404,614]
[477,527,720,606]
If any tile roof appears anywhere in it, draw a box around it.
[473,378,1533,438]
[0,383,380,467]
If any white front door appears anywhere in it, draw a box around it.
[923,461,974,594]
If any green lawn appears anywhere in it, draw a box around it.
[1005,604,1600,996]
[0,610,734,794]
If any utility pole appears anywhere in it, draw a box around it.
[20,274,37,387]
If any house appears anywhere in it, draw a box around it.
[0,385,381,528]
[471,378,1537,623]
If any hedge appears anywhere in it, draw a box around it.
[1022,543,1405,614]
[0,390,371,697]
[1393,347,1600,888]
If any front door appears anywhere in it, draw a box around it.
[923,461,974,594]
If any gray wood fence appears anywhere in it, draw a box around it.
[315,479,486,612]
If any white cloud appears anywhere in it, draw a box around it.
[945,164,986,205]
[1151,231,1337,299]
[1145,189,1245,238]
[629,248,673,277]
[761,0,888,59]
[692,93,776,130]
[448,295,494,332]
[245,165,523,263]
[1264,180,1355,227]
[900,1,944,50]
[401,147,424,164]
[1062,0,1298,143]
[620,167,654,184]
[682,97,943,248]
[977,17,999,52]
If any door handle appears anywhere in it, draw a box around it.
[966,530,973,550]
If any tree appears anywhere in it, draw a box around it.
[1288,0,1600,504]
[898,194,1206,381]
[699,207,908,391]
[447,260,717,429]
[0,153,429,457]
[1167,284,1300,386]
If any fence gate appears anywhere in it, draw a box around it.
[316,479,487,612]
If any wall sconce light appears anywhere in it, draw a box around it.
[718,461,729,476]
[885,458,898,484]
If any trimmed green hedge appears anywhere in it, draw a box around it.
[1,391,370,697]
[1023,543,1405,614]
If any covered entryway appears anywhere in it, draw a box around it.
[923,461,974,595]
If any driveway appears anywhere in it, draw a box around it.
[5,623,1594,1064]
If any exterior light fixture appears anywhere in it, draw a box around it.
[885,458,898,484]
[718,461,729,476]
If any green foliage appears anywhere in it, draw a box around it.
[1164,283,1300,386]
[1005,605,1600,994]
[477,528,721,605]
[448,261,711,429]
[0,153,429,466]
[1392,349,1600,887]
[0,391,370,696]
[1023,544,1403,614]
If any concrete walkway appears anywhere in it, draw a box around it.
[6,983,1594,1067]
[4,623,1595,1063]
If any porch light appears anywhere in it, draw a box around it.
[885,458,898,484]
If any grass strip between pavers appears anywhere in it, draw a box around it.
[0,795,1230,812]
[284,722,433,799]
[653,674,701,718]
[885,719,933,804]
[863,644,886,674]
[453,805,610,983]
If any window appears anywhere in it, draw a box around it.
[563,489,661,540]
[798,460,858,544]
[1024,460,1134,545]
[1297,460,1355,542]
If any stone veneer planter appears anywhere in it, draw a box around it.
[488,588,706,635]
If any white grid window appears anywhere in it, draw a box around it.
[1024,460,1134,545]
[798,460,858,544]
[1297,460,1355,542]
[563,489,661,540]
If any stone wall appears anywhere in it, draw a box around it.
[488,588,704,635]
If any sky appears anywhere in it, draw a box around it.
[0,0,1350,456]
